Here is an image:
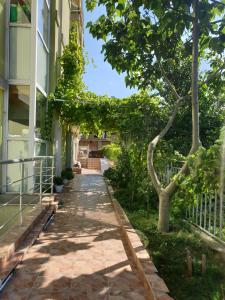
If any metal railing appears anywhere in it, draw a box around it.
[159,163,225,243]
[158,162,183,186]
[186,191,225,242]
[0,156,55,238]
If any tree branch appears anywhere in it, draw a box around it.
[199,60,225,88]
[147,96,184,195]
[159,62,182,101]
[210,0,225,7]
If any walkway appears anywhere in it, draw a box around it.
[1,175,147,299]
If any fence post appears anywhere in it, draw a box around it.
[196,195,199,224]
[19,162,25,225]
[213,191,217,236]
[39,160,43,203]
[208,194,212,232]
[219,189,224,239]
[200,194,203,227]
[204,194,207,229]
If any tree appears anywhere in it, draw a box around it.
[86,0,225,232]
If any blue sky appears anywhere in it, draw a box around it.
[83,4,137,98]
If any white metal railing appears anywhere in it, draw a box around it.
[159,163,225,243]
[186,191,225,242]
[0,156,54,238]
[158,162,183,186]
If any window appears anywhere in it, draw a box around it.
[0,1,5,77]
[37,35,48,92]
[36,90,47,139]
[8,85,29,137]
[7,140,29,192]
[0,90,3,156]
[38,0,49,47]
[10,0,31,23]
[35,142,46,156]
[9,26,31,80]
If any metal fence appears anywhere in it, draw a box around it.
[186,191,225,242]
[158,162,183,186]
[0,156,54,238]
[159,163,225,243]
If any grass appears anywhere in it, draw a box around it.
[125,209,225,300]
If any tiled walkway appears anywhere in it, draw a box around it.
[1,175,147,300]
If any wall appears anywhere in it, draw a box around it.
[0,0,5,78]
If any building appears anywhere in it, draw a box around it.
[0,0,83,190]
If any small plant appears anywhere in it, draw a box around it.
[53,176,63,186]
[61,168,74,180]
[103,167,119,186]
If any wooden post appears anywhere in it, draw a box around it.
[186,249,193,277]
[201,254,206,274]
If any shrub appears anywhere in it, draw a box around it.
[61,168,74,180]
[101,143,121,162]
[54,176,63,185]
[103,167,119,185]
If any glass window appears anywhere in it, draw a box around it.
[0,1,5,78]
[9,26,31,80]
[0,90,3,189]
[35,142,46,156]
[37,34,48,92]
[7,140,29,192]
[10,0,31,23]
[36,90,47,139]
[8,85,29,137]
[0,89,3,156]
[38,0,49,47]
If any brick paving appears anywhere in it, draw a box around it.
[0,175,147,300]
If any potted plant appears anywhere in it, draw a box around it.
[53,176,63,193]
[61,168,74,184]
[61,170,69,185]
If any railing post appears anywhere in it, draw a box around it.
[208,194,212,232]
[196,195,199,224]
[51,158,54,194]
[200,194,203,227]
[204,194,207,229]
[39,160,43,203]
[214,191,217,235]
[19,162,25,225]
[219,189,224,239]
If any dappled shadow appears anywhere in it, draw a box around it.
[37,240,92,256]
[94,228,121,242]
[0,175,147,299]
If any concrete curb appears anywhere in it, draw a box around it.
[105,181,173,300]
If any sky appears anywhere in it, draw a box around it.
[83,4,138,98]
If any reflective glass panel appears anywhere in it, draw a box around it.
[37,35,48,92]
[9,26,31,80]
[8,85,29,137]
[36,90,47,139]
[38,0,49,47]
[10,0,31,23]
[0,1,5,77]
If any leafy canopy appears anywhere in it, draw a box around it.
[86,0,225,91]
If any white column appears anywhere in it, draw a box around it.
[54,119,62,176]
[28,0,38,191]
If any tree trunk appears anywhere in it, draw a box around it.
[191,0,200,153]
[147,0,200,233]
[158,191,170,232]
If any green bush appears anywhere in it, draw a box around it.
[103,167,119,185]
[101,143,121,162]
[53,176,63,185]
[61,168,74,180]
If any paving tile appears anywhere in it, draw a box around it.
[1,175,147,299]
